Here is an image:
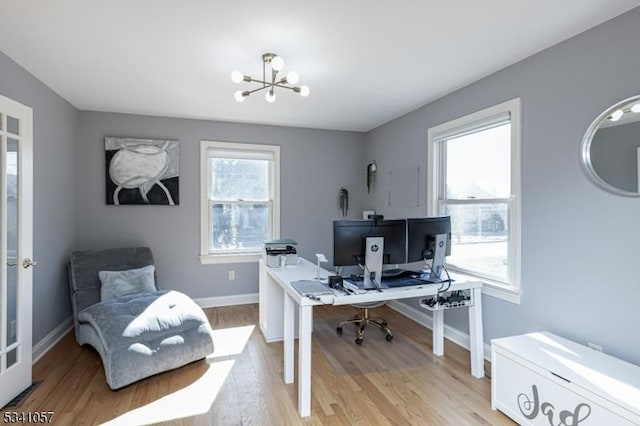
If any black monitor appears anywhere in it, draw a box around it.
[407,216,451,278]
[333,219,407,266]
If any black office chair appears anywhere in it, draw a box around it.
[336,301,393,345]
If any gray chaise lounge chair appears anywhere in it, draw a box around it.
[68,247,214,389]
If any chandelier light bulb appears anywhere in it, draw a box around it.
[234,90,246,102]
[631,103,640,113]
[271,56,284,71]
[286,71,299,85]
[610,109,624,121]
[299,85,310,97]
[231,70,244,84]
[265,90,276,103]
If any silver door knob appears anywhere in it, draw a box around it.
[22,258,37,268]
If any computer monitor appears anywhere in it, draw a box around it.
[333,219,407,266]
[407,216,451,280]
[334,218,407,289]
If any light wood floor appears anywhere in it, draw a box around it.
[4,304,515,425]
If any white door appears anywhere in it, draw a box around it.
[0,95,33,408]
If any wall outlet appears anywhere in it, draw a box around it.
[228,270,235,281]
[10,320,16,338]
[587,342,603,352]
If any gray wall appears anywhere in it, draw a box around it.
[76,112,364,298]
[0,51,79,344]
[365,8,640,364]
[591,121,640,193]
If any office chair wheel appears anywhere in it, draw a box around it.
[385,334,393,342]
[355,337,363,345]
[336,326,343,335]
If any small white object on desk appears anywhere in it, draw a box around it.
[315,253,328,282]
[342,280,367,294]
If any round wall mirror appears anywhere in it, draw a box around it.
[581,95,640,196]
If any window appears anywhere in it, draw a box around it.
[200,141,280,264]
[427,98,521,303]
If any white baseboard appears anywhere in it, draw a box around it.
[387,300,492,361]
[32,316,73,365]
[195,293,259,309]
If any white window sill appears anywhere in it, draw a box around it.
[449,270,521,304]
[482,282,521,304]
[200,253,261,265]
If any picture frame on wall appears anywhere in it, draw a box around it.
[105,137,179,205]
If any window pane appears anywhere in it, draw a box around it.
[211,203,269,251]
[8,348,17,368]
[6,139,19,348]
[445,203,508,281]
[445,123,510,199]
[211,158,269,201]
[7,115,19,136]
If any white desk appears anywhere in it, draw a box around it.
[259,258,485,417]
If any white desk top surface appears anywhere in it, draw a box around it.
[264,257,482,307]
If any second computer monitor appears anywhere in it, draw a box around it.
[407,216,452,270]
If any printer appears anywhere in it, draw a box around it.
[264,239,298,267]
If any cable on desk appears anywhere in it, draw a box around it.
[305,294,334,304]
[422,258,452,294]
[437,266,452,294]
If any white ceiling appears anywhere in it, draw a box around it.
[0,1,638,132]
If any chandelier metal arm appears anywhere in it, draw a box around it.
[243,84,297,95]
[243,78,298,91]
[274,83,298,91]
[243,86,270,96]
[245,77,271,86]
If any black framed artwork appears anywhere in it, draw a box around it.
[105,137,179,205]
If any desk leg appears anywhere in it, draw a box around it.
[432,309,444,356]
[283,292,294,384]
[298,305,313,417]
[468,287,485,378]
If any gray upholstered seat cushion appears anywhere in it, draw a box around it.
[77,289,214,389]
[78,290,211,352]
[68,247,214,389]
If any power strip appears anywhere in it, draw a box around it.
[420,290,472,311]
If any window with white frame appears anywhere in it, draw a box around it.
[200,141,280,264]
[427,98,521,303]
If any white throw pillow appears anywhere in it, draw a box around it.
[98,265,157,301]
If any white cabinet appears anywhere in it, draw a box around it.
[258,259,299,342]
[491,332,640,425]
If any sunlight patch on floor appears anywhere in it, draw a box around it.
[101,360,233,425]
[100,325,254,425]
[209,325,255,358]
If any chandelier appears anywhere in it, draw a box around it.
[231,53,310,103]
